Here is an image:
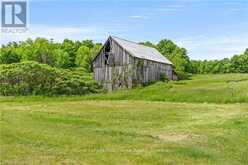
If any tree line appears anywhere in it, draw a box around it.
[140,40,248,75]
[1,37,247,75]
[0,38,102,72]
[190,49,248,74]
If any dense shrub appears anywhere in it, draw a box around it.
[160,73,169,82]
[0,62,103,96]
[176,71,192,80]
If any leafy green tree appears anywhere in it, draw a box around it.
[75,45,90,68]
[0,47,21,64]
[15,38,34,62]
[157,39,191,73]
[53,49,70,68]
[75,44,102,72]
[230,51,248,73]
[157,39,177,55]
[62,39,78,67]
[82,39,94,49]
[25,38,55,65]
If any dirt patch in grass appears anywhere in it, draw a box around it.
[153,133,204,142]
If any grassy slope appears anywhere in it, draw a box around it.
[1,101,248,164]
[1,74,248,164]
[83,74,248,103]
[1,74,247,104]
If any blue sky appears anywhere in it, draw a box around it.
[1,0,248,60]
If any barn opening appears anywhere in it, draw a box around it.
[104,40,111,65]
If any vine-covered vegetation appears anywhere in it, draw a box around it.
[0,62,102,96]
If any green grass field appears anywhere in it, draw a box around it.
[1,74,248,164]
[83,74,248,103]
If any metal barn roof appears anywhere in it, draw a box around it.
[111,36,173,65]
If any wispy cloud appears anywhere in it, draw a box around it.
[158,4,185,12]
[1,25,98,45]
[129,15,149,19]
[176,33,248,60]
[130,15,142,18]
[0,24,127,45]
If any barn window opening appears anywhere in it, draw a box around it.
[104,41,111,65]
[105,54,109,65]
[105,41,111,52]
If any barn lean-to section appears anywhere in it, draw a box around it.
[93,36,177,91]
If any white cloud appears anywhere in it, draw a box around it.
[0,24,127,45]
[129,15,149,19]
[158,4,185,12]
[176,33,248,60]
[130,15,142,18]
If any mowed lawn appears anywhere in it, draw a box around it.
[1,100,248,164]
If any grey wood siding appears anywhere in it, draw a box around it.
[130,57,173,85]
[93,37,175,91]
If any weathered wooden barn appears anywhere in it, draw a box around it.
[93,36,177,91]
